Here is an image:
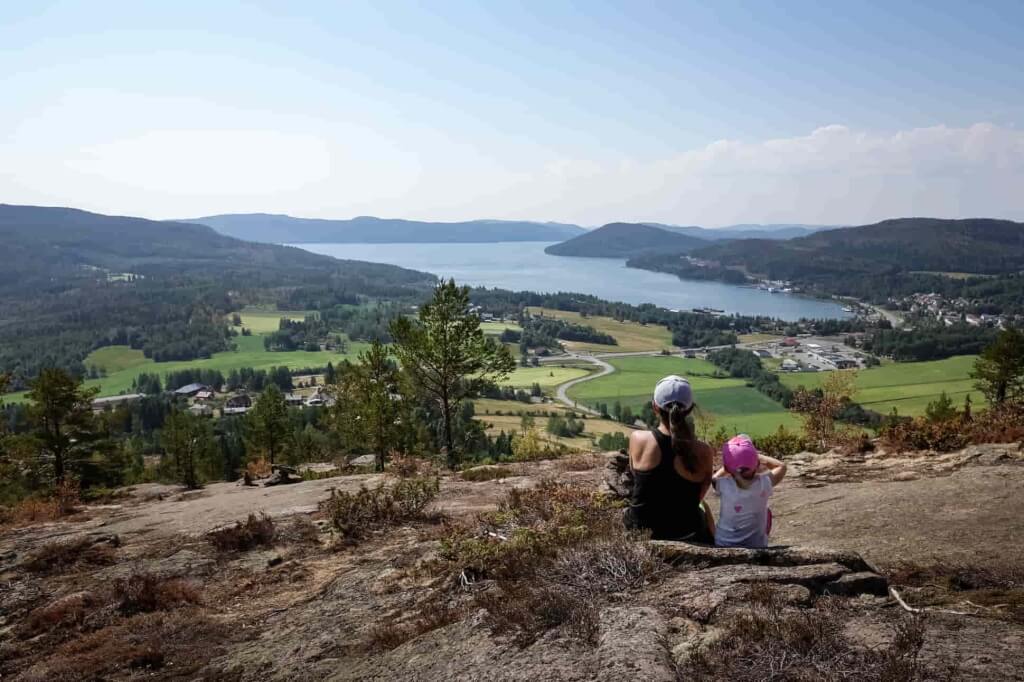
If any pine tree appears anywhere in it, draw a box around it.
[246,384,290,464]
[390,280,515,469]
[971,329,1024,405]
[26,368,99,484]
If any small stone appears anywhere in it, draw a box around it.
[823,571,889,597]
[350,454,377,468]
[893,471,918,482]
[267,555,284,568]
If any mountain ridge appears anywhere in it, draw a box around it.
[646,222,842,241]
[543,222,708,258]
[181,213,587,244]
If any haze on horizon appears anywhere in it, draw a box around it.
[2,1,1023,228]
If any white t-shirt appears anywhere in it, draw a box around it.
[714,473,773,548]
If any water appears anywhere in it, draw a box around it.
[294,241,852,321]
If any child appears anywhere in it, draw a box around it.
[712,435,787,549]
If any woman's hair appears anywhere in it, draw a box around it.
[661,401,697,472]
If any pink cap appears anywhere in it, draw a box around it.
[722,434,759,474]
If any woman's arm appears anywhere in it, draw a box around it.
[759,454,787,486]
[698,443,715,500]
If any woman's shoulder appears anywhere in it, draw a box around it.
[629,428,654,444]
[694,439,716,464]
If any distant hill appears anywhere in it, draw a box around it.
[182,213,587,244]
[544,222,708,258]
[0,205,433,290]
[693,217,1024,280]
[0,204,437,390]
[645,223,841,241]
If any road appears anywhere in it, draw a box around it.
[540,342,752,414]
[550,354,614,415]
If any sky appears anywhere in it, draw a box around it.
[2,0,1023,226]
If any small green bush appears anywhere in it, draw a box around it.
[755,425,807,459]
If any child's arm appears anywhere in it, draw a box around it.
[759,454,787,486]
[712,466,729,479]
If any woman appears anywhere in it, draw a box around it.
[623,375,716,542]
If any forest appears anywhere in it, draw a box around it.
[0,205,435,391]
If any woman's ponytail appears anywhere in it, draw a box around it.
[667,402,697,472]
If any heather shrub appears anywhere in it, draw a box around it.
[436,480,654,646]
[321,476,439,539]
[23,537,118,574]
[460,465,513,482]
[206,512,276,552]
[113,573,202,616]
[683,587,930,681]
[881,416,969,452]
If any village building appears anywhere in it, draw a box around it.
[91,393,146,412]
[174,383,210,397]
[188,403,213,417]
[223,394,253,415]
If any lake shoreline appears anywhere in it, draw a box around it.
[292,241,855,321]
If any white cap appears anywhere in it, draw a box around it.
[653,375,693,409]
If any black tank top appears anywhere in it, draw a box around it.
[624,429,706,540]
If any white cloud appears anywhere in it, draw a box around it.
[1,121,1023,224]
[457,122,1024,225]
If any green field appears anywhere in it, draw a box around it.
[6,334,367,403]
[231,308,315,334]
[502,365,591,389]
[525,307,674,353]
[567,356,800,437]
[778,355,983,417]
[480,321,522,335]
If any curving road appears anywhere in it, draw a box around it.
[550,354,614,415]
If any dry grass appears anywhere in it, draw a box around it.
[882,403,1024,453]
[460,465,514,482]
[206,512,277,552]
[683,587,936,681]
[557,453,603,472]
[436,479,657,647]
[20,572,202,638]
[245,457,273,479]
[366,600,465,651]
[23,610,229,680]
[113,573,202,616]
[476,581,599,647]
[22,536,118,574]
[389,454,433,478]
[22,591,107,636]
[888,559,1024,624]
[2,480,82,528]
[321,476,440,540]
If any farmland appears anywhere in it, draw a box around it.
[525,307,674,353]
[501,365,592,389]
[231,308,315,334]
[566,356,801,437]
[473,399,630,451]
[86,335,363,396]
[479,321,522,336]
[0,333,366,404]
[778,355,982,417]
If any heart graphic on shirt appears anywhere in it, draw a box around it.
[734,505,743,513]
